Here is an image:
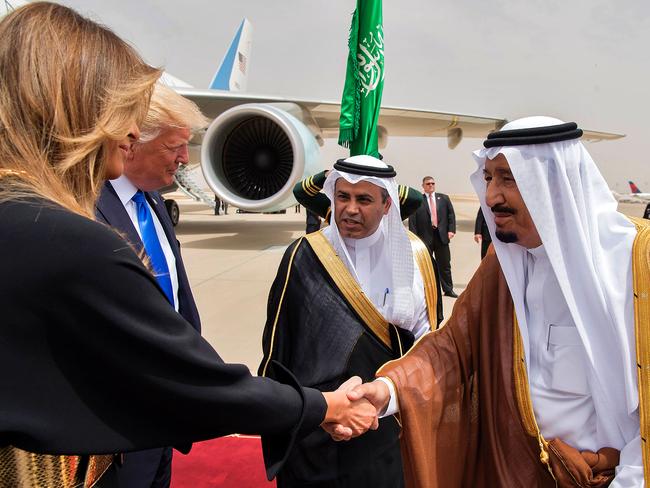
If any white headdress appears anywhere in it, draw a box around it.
[322,155,416,327]
[470,116,638,447]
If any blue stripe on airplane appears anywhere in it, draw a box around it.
[209,19,245,90]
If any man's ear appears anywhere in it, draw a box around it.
[383,197,392,215]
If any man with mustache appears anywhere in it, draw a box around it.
[96,84,208,488]
[340,117,650,487]
[259,155,440,487]
[293,169,444,324]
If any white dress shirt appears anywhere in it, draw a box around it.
[109,176,179,311]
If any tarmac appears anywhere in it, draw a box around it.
[172,193,645,372]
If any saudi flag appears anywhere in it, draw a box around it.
[338,0,384,157]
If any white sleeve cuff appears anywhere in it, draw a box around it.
[376,377,399,417]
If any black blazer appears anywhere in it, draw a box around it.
[474,208,492,243]
[96,182,200,332]
[0,198,325,479]
[408,192,456,247]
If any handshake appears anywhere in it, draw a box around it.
[320,376,391,442]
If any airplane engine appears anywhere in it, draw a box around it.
[201,103,321,212]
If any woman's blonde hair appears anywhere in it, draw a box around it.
[0,2,161,217]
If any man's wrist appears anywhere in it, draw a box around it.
[321,391,344,424]
[375,377,397,417]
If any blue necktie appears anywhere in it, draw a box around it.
[132,190,174,305]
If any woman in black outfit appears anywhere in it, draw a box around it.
[0,3,375,486]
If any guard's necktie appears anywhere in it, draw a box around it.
[132,190,174,304]
[428,193,438,228]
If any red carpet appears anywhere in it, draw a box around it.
[171,435,276,488]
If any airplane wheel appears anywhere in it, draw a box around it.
[164,199,180,226]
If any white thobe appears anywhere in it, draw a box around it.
[524,245,597,449]
[525,246,643,486]
[340,225,430,340]
[380,246,643,486]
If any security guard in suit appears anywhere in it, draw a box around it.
[408,176,457,297]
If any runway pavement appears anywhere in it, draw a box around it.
[172,193,645,372]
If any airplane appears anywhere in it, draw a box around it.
[612,181,650,203]
[628,181,649,196]
[1,3,626,223]
[158,18,625,224]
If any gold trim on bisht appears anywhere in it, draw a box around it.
[512,314,555,481]
[306,230,440,349]
[407,231,439,330]
[306,231,392,348]
[0,447,113,488]
[630,216,650,485]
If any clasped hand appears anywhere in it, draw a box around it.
[320,377,390,442]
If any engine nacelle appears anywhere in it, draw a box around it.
[201,103,321,212]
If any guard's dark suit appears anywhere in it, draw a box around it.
[408,192,456,295]
[96,181,200,488]
[474,207,492,259]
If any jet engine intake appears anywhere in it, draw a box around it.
[201,103,321,212]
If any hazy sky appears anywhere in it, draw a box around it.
[62,0,650,193]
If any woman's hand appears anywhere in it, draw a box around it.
[321,376,379,441]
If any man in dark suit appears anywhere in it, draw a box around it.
[96,84,208,488]
[408,176,458,297]
[474,207,492,259]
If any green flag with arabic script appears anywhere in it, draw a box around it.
[338,0,384,157]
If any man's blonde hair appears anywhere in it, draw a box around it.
[0,2,161,217]
[138,84,209,143]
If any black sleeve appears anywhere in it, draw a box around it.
[258,240,300,377]
[408,211,418,233]
[475,208,484,234]
[447,195,456,233]
[292,171,330,219]
[258,239,321,476]
[400,187,424,221]
[0,207,326,470]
